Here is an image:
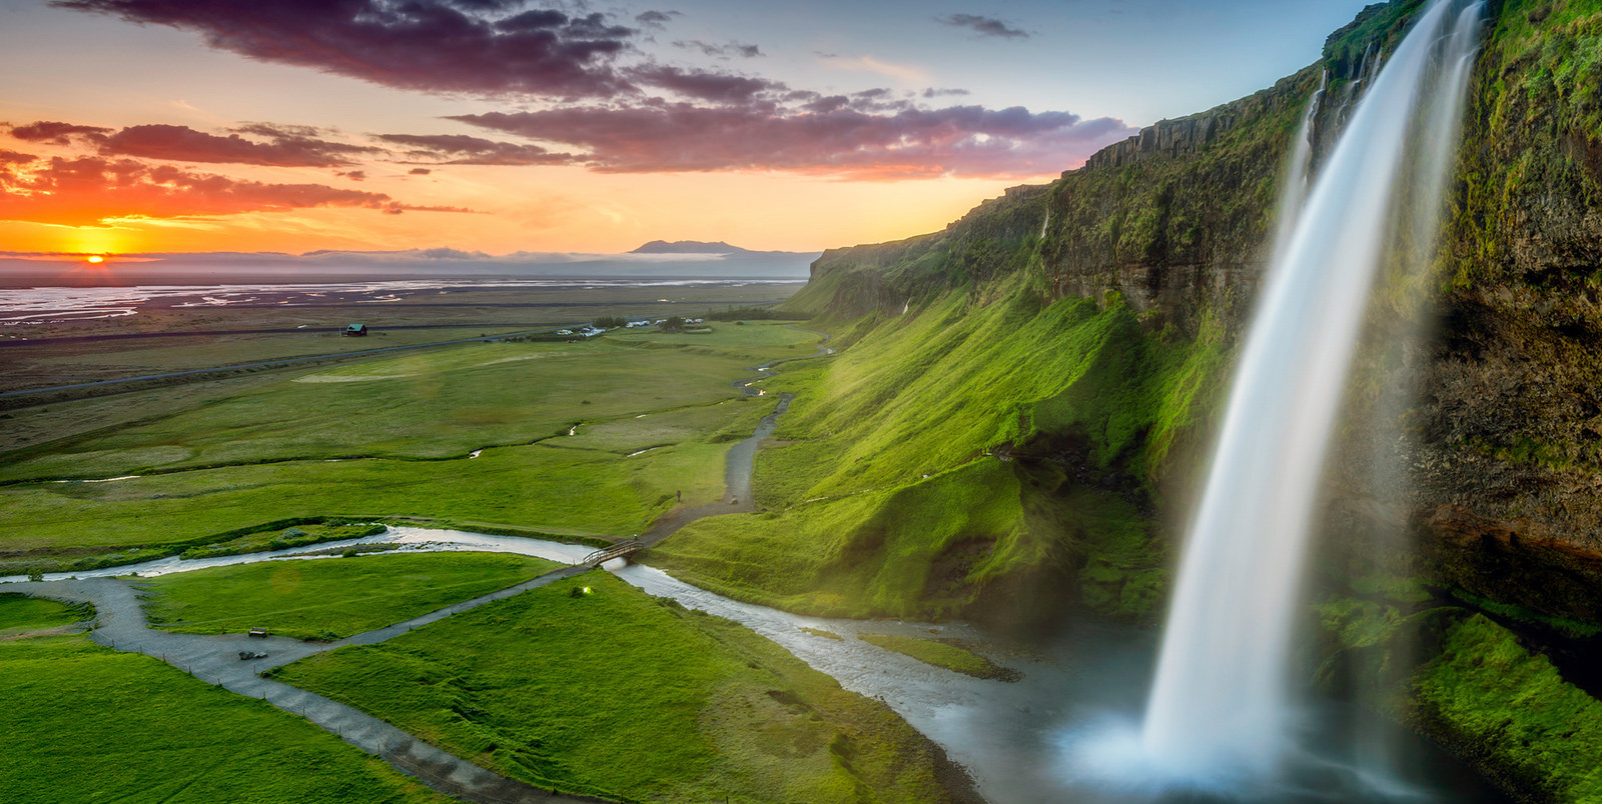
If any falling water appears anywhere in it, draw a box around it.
[1270,69,1326,269]
[1067,0,1485,793]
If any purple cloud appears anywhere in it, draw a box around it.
[937,14,1030,39]
[376,133,575,165]
[6,121,112,145]
[54,0,639,98]
[97,124,380,167]
[673,39,762,59]
[0,155,470,225]
[453,103,1132,179]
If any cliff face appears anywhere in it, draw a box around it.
[794,0,1600,616]
[777,1,1599,797]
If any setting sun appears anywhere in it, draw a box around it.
[85,255,104,264]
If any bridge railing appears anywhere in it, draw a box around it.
[580,539,645,566]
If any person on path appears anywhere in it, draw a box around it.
[676,490,682,502]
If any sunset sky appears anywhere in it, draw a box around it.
[0,0,1372,258]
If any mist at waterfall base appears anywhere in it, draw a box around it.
[1055,0,1489,800]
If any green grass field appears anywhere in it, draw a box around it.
[856,634,1019,682]
[0,593,91,634]
[272,571,974,804]
[140,552,566,640]
[0,323,819,570]
[3,325,815,480]
[0,632,451,804]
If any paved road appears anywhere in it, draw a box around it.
[18,568,607,804]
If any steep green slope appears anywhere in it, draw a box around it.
[650,1,1598,800]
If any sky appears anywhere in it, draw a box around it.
[0,0,1375,258]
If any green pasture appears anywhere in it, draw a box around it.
[0,593,91,634]
[0,437,732,556]
[1,322,818,481]
[25,326,527,378]
[141,552,566,640]
[0,632,449,804]
[1,323,815,567]
[273,571,972,804]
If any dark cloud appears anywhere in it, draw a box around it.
[409,167,433,175]
[0,155,469,225]
[0,150,36,165]
[6,120,112,145]
[375,133,575,165]
[630,66,775,104]
[96,124,379,167]
[452,103,1132,179]
[673,39,762,59]
[339,170,367,181]
[54,0,639,98]
[923,87,971,98]
[937,14,1029,39]
[634,10,680,30]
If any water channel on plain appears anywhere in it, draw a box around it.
[3,526,1511,804]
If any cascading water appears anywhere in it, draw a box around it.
[1066,0,1484,794]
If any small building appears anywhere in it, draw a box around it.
[343,323,368,337]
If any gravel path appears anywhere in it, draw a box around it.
[639,325,830,546]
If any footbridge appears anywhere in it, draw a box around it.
[581,539,645,566]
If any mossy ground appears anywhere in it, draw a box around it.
[140,552,565,641]
[0,599,449,804]
[272,571,975,804]
[1409,614,1601,804]
[856,634,1019,682]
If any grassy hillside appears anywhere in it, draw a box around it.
[652,275,1227,624]
[651,1,1599,799]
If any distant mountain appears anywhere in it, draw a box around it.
[630,240,754,254]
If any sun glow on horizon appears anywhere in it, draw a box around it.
[85,255,104,264]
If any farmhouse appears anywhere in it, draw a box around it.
[343,323,368,337]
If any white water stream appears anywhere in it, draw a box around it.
[1069,0,1485,793]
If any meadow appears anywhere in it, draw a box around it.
[140,552,566,640]
[272,571,976,804]
[0,595,450,804]
[0,322,818,574]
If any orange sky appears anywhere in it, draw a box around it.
[0,0,1372,258]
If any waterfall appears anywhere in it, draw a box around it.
[1066,0,1484,792]
[1270,69,1326,270]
